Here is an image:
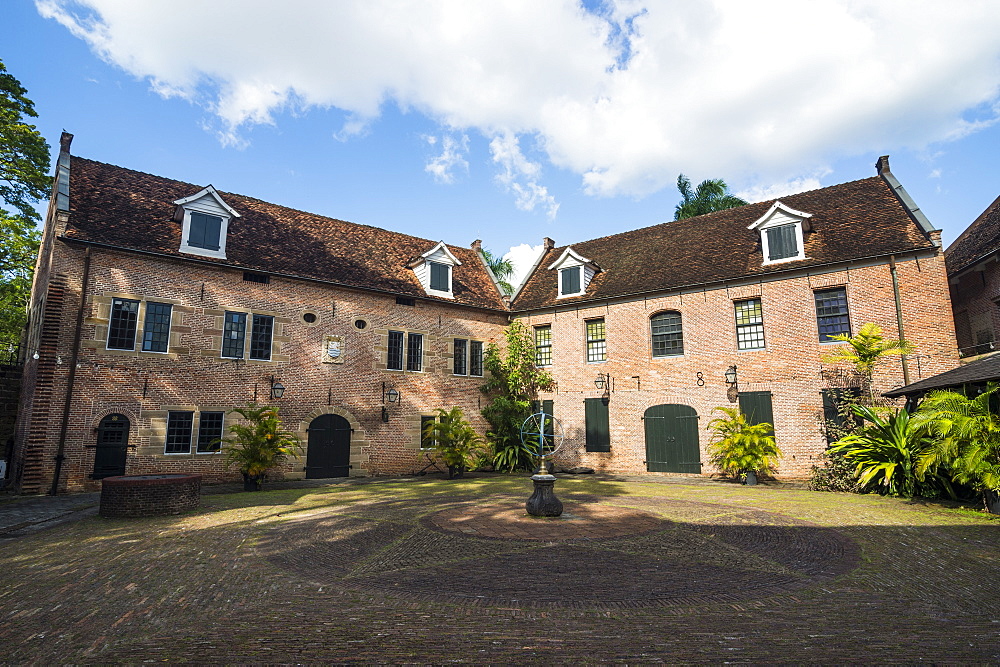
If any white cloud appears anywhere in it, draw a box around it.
[489,132,559,218]
[503,243,545,293]
[424,134,469,184]
[37,0,1000,206]
[736,175,828,203]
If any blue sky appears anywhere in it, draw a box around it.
[7,1,1000,284]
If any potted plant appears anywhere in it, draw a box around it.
[220,404,302,491]
[422,407,485,479]
[706,406,781,485]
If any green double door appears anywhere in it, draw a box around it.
[643,404,701,473]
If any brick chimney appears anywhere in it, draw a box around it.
[543,237,555,250]
[471,239,482,252]
[875,155,890,175]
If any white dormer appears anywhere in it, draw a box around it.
[409,241,461,298]
[172,186,240,259]
[747,201,812,265]
[548,247,599,298]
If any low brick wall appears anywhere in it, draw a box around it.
[99,474,201,518]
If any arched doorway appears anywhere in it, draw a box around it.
[643,404,701,473]
[93,414,130,479]
[305,413,352,478]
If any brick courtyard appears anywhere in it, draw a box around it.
[1,475,998,663]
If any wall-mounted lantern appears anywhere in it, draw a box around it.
[381,382,400,422]
[724,365,738,403]
[594,372,612,405]
[270,375,286,400]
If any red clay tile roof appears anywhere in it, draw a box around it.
[512,176,937,311]
[64,157,506,310]
[945,194,1000,275]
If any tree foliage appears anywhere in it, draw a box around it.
[822,322,913,389]
[674,174,748,220]
[481,248,514,295]
[221,404,302,489]
[480,320,554,472]
[1,58,51,221]
[0,59,50,349]
[706,406,781,479]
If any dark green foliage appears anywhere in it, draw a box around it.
[810,451,861,492]
[421,407,485,478]
[674,174,748,220]
[480,320,554,472]
[0,59,50,349]
[221,404,302,490]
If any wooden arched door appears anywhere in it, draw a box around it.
[305,414,352,478]
[93,414,129,479]
[643,404,701,473]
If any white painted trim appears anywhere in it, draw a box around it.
[746,200,812,230]
[172,185,241,218]
[417,241,462,266]
[178,209,230,259]
[760,223,807,265]
[547,247,592,270]
[556,265,586,298]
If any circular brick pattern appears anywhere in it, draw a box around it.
[258,496,860,610]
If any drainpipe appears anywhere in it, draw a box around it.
[889,255,911,386]
[51,247,92,495]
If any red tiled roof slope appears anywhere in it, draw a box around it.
[512,176,934,311]
[64,157,506,310]
[945,194,1000,275]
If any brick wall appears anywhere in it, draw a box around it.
[13,239,507,493]
[949,257,1000,357]
[99,473,201,517]
[517,250,959,478]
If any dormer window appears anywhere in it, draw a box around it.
[748,201,811,266]
[409,241,461,298]
[549,247,598,298]
[173,185,240,259]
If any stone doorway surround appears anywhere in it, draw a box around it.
[296,406,369,478]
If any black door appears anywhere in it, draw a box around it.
[644,404,701,473]
[306,414,352,478]
[93,414,129,479]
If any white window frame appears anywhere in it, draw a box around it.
[173,186,240,260]
[747,201,811,266]
[548,247,597,298]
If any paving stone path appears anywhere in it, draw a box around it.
[0,475,998,663]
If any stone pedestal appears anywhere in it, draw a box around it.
[526,474,563,517]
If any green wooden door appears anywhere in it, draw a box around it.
[739,391,774,436]
[643,404,701,473]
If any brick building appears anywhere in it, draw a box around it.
[8,135,960,492]
[944,194,1000,358]
[10,134,508,494]
[510,156,959,477]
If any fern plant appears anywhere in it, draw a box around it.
[706,407,781,481]
[912,386,1000,512]
[422,407,486,479]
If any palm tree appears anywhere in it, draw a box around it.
[481,248,515,295]
[912,386,1000,512]
[706,406,782,483]
[221,404,302,490]
[674,174,748,220]
[422,406,486,478]
[822,322,913,401]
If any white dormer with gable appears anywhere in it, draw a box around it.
[172,186,241,259]
[548,247,599,298]
[409,241,461,298]
[747,201,812,266]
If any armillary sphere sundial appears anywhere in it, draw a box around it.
[519,411,565,517]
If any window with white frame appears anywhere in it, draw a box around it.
[173,186,240,260]
[142,302,172,353]
[535,325,552,366]
[165,411,194,454]
[651,311,683,357]
[549,247,598,298]
[107,298,140,350]
[410,242,460,297]
[196,412,225,453]
[388,330,423,371]
[586,319,606,362]
[747,201,811,266]
[734,299,765,350]
[453,338,484,376]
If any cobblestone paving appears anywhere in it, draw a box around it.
[0,475,998,663]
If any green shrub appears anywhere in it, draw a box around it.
[706,407,781,480]
[221,404,302,490]
[422,407,485,479]
[810,451,861,492]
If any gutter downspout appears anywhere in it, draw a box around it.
[889,255,911,386]
[51,247,91,495]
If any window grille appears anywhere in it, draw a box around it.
[196,412,225,453]
[249,314,274,360]
[387,331,404,370]
[815,287,851,342]
[454,339,468,375]
[141,302,172,353]
[734,299,765,350]
[407,333,423,371]
[535,326,552,366]
[108,298,139,350]
[222,312,246,358]
[470,340,483,376]
[165,411,194,454]
[586,319,606,362]
[651,311,683,357]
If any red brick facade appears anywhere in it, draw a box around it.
[520,254,959,477]
[8,139,961,491]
